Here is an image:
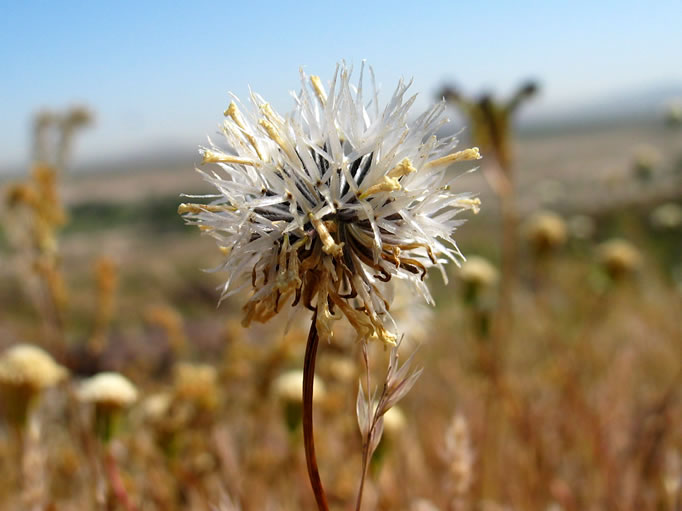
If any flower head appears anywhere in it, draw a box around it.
[597,238,642,280]
[522,210,567,254]
[173,362,219,410]
[78,372,137,443]
[78,372,138,408]
[0,344,67,428]
[0,344,67,391]
[180,63,481,344]
[458,256,499,289]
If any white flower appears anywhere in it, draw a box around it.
[180,62,481,344]
[78,372,138,408]
[0,344,67,390]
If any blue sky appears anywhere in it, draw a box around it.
[2,0,681,169]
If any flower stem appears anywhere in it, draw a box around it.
[354,450,369,511]
[303,309,329,511]
[105,447,139,511]
[354,343,372,511]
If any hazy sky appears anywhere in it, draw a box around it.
[2,0,681,170]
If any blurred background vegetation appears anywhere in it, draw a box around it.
[1,2,681,510]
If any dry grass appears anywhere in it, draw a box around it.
[0,118,680,510]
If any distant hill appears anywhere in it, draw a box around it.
[518,82,682,132]
[3,82,681,178]
[1,145,197,179]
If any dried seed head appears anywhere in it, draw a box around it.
[180,62,480,345]
[458,256,499,288]
[523,210,567,254]
[173,362,219,409]
[597,238,642,280]
[78,372,138,408]
[0,344,67,391]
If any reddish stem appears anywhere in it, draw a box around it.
[105,448,139,511]
[303,310,329,511]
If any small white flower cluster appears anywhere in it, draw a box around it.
[181,62,480,344]
[0,344,67,390]
[78,372,138,408]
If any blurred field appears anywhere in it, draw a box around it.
[0,115,681,511]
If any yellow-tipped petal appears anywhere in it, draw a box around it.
[457,197,482,214]
[309,214,344,257]
[258,119,298,163]
[202,149,259,166]
[359,176,402,199]
[224,102,264,160]
[387,158,417,179]
[178,203,236,215]
[425,147,481,169]
[310,75,327,105]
